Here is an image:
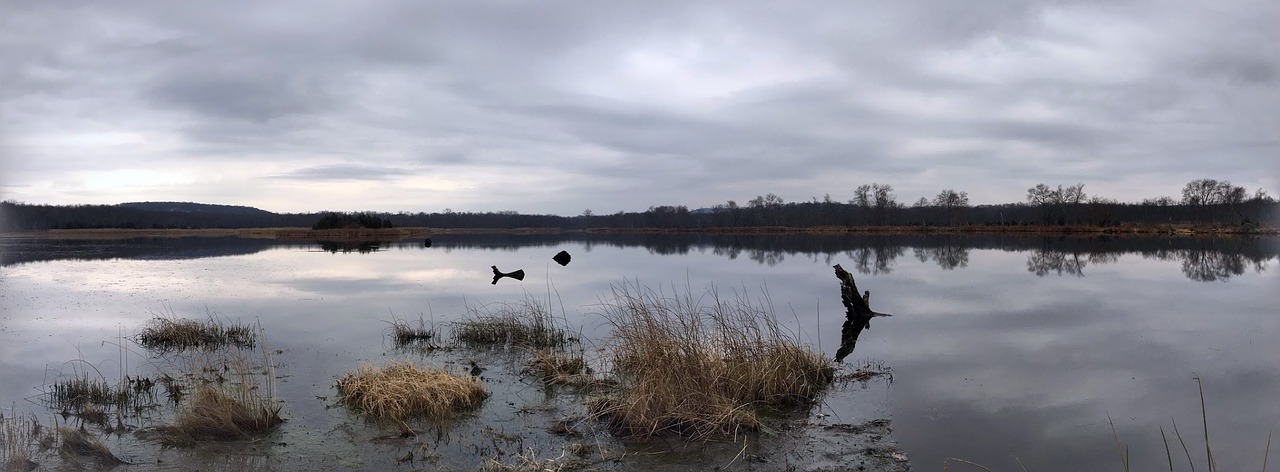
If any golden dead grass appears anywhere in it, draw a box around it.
[143,340,283,447]
[590,284,834,440]
[154,386,283,446]
[2,409,48,472]
[335,362,489,432]
[56,427,124,468]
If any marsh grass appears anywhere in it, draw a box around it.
[2,408,51,472]
[335,362,489,434]
[525,350,587,382]
[388,316,437,347]
[142,330,282,447]
[56,427,124,468]
[524,350,612,392]
[453,298,571,348]
[136,314,256,353]
[152,385,283,447]
[44,361,157,425]
[589,283,834,440]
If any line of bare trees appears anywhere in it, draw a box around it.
[1,178,1275,231]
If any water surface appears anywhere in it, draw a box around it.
[1,233,1276,470]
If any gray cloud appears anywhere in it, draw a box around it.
[270,164,415,182]
[1,0,1277,212]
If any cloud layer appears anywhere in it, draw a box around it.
[2,0,1277,213]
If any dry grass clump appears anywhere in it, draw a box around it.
[136,316,257,353]
[152,386,283,447]
[56,427,124,468]
[335,362,489,431]
[453,298,569,348]
[590,284,834,440]
[2,408,51,472]
[144,348,282,447]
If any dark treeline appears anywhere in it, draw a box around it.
[1,179,1276,231]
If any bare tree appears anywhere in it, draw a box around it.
[850,185,872,207]
[1182,179,1221,206]
[933,189,970,225]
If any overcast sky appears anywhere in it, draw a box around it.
[1,0,1277,214]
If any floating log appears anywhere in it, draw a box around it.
[833,264,892,363]
[552,250,571,266]
[491,265,525,285]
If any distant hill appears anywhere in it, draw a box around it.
[118,201,275,216]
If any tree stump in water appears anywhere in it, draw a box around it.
[833,264,891,363]
[491,266,525,285]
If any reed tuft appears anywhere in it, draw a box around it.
[335,362,489,432]
[589,283,834,440]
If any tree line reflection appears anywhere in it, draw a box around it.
[425,233,1276,282]
[2,233,1274,282]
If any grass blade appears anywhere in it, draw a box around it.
[1196,377,1215,472]
[1173,418,1197,472]
[1109,415,1130,472]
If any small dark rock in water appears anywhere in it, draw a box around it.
[552,250,571,266]
[491,266,525,285]
[423,238,432,248]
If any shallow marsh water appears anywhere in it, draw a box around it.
[1,233,1277,471]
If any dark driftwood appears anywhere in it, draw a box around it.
[833,264,891,363]
[491,265,525,285]
[552,250,571,266]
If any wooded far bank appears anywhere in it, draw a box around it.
[2,179,1276,233]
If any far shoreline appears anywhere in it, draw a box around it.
[1,223,1275,240]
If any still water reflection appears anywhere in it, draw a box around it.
[1,234,1276,470]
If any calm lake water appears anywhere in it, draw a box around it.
[1,233,1277,470]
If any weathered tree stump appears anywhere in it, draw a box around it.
[491,266,525,285]
[833,264,891,363]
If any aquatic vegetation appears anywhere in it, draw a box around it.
[452,298,570,348]
[151,385,283,447]
[335,362,489,433]
[136,315,257,353]
[523,350,608,392]
[142,333,283,446]
[524,350,588,383]
[2,408,51,472]
[388,316,436,347]
[56,427,124,469]
[589,283,834,440]
[45,366,157,421]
